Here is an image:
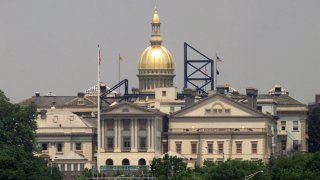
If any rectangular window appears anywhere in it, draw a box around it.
[170,106,175,113]
[162,91,166,96]
[225,109,231,114]
[257,106,262,111]
[236,142,242,154]
[293,121,299,131]
[73,163,78,172]
[60,164,65,172]
[79,163,84,171]
[123,119,131,131]
[281,121,286,131]
[106,119,114,131]
[218,142,224,154]
[139,119,147,130]
[139,137,147,148]
[251,142,258,154]
[57,143,63,153]
[123,137,131,148]
[207,143,213,154]
[107,137,114,150]
[191,143,198,154]
[75,143,82,151]
[176,143,182,154]
[67,163,72,171]
[42,143,48,151]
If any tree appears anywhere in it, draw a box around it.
[0,90,62,179]
[150,154,191,179]
[268,152,320,180]
[200,160,269,180]
[308,106,320,152]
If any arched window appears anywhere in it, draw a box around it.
[138,158,146,165]
[122,159,130,166]
[106,159,113,165]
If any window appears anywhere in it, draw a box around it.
[281,121,286,131]
[138,158,146,165]
[42,143,48,151]
[191,143,198,154]
[57,143,63,153]
[225,109,231,114]
[75,143,82,151]
[139,137,147,148]
[123,137,131,148]
[60,163,65,172]
[79,163,84,171]
[139,119,147,130]
[236,142,242,154]
[106,159,113,165]
[162,91,166,97]
[218,142,224,154]
[205,109,211,114]
[122,159,130,166]
[170,106,175,113]
[257,106,262,111]
[106,119,114,131]
[67,163,72,171]
[40,110,47,119]
[176,143,182,154]
[123,119,131,131]
[73,163,78,171]
[251,142,258,154]
[107,137,114,150]
[293,121,299,131]
[207,142,213,154]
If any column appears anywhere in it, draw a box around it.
[147,119,151,151]
[131,119,137,152]
[114,119,121,152]
[101,120,105,150]
[134,119,138,149]
[151,120,154,149]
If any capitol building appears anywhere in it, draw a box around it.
[19,8,308,179]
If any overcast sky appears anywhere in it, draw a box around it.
[1,0,319,103]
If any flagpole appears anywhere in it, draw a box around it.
[215,53,218,91]
[118,53,121,94]
[97,45,101,172]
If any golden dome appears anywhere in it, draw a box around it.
[139,45,174,69]
[152,10,160,23]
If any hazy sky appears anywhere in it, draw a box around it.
[1,0,319,103]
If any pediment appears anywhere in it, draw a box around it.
[171,93,266,118]
[101,102,160,115]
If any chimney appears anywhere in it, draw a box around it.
[246,87,258,109]
[183,88,195,108]
[216,86,229,95]
[100,84,106,93]
[35,92,40,97]
[77,92,85,98]
[316,94,320,104]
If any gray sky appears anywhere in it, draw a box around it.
[1,0,319,103]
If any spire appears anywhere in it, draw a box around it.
[150,9,162,46]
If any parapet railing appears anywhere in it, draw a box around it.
[168,128,266,133]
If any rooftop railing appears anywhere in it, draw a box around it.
[168,128,266,133]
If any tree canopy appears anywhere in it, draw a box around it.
[0,90,62,180]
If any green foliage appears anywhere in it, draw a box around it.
[269,152,320,180]
[150,154,191,179]
[0,90,62,180]
[200,160,268,180]
[76,168,93,180]
[308,106,320,152]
